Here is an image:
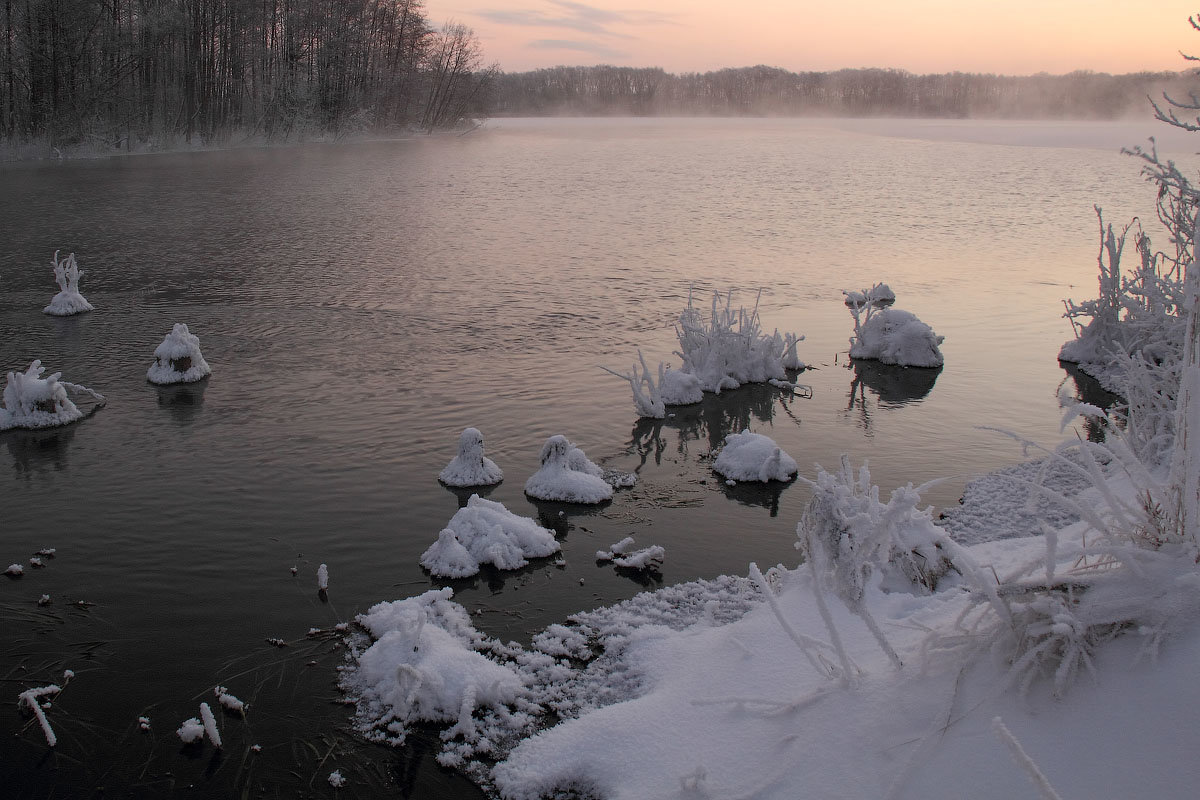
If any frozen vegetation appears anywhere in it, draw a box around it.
[712,429,798,483]
[605,289,805,418]
[0,360,104,431]
[420,495,560,578]
[42,251,93,316]
[146,324,212,384]
[440,427,504,487]
[846,283,945,367]
[523,435,614,504]
[595,536,665,570]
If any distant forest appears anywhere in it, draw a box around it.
[0,0,494,152]
[491,65,1190,119]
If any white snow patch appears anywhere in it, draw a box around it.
[328,770,346,788]
[147,324,212,384]
[176,717,205,744]
[317,564,329,591]
[596,536,665,570]
[43,251,93,316]
[439,427,504,487]
[0,361,94,431]
[420,495,560,578]
[524,436,614,504]
[712,429,798,483]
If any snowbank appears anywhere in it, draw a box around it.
[43,251,93,316]
[845,285,943,367]
[524,436,614,504]
[0,361,97,431]
[146,324,212,384]
[420,495,560,578]
[440,427,504,487]
[712,429,798,483]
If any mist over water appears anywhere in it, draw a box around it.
[0,117,1191,796]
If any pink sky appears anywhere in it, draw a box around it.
[428,0,1199,75]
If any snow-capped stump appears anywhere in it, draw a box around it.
[596,536,665,570]
[844,284,943,368]
[712,430,798,483]
[6,564,24,577]
[420,495,560,578]
[147,324,212,385]
[43,250,93,316]
[524,435,614,504]
[439,427,503,487]
[0,360,104,431]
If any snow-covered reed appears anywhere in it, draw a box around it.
[199,701,222,747]
[43,251,93,316]
[439,427,503,487]
[0,360,104,431]
[18,684,61,747]
[147,324,212,384]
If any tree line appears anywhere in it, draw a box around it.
[1,0,495,152]
[491,65,1189,119]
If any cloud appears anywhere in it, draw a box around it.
[475,1,677,39]
[527,38,630,59]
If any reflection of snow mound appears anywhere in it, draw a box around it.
[849,307,944,368]
[349,588,524,745]
[525,435,614,504]
[147,324,212,384]
[420,495,560,578]
[1,361,86,431]
[439,428,503,487]
[713,429,797,483]
[43,251,93,316]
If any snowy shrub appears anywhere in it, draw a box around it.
[524,435,614,504]
[439,427,503,487]
[0,360,104,431]
[712,429,797,483]
[845,284,944,367]
[147,324,212,384]
[420,495,560,578]
[43,250,93,316]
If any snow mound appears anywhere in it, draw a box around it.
[0,361,93,431]
[420,495,560,578]
[524,435,614,504]
[712,429,797,483]
[43,251,93,316]
[346,588,525,746]
[850,307,944,367]
[604,351,704,420]
[675,289,802,393]
[596,536,664,570]
[660,367,704,405]
[439,427,503,487]
[147,324,212,384]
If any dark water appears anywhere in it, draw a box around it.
[0,117,1180,797]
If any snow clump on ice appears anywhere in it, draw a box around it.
[524,435,614,503]
[147,324,212,384]
[420,495,560,578]
[345,588,525,746]
[845,284,944,367]
[439,427,503,487]
[596,536,665,570]
[0,360,94,431]
[43,251,93,316]
[712,429,798,483]
[176,717,205,744]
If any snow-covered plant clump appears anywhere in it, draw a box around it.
[439,427,503,487]
[420,495,560,578]
[845,283,944,367]
[602,350,703,419]
[345,588,525,747]
[147,324,211,384]
[595,536,664,570]
[712,429,798,483]
[0,360,104,431]
[524,435,614,503]
[43,251,93,316]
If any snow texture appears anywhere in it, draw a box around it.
[712,429,798,483]
[659,367,704,405]
[317,564,329,591]
[43,251,93,316]
[0,361,84,430]
[176,717,205,744]
[849,306,945,367]
[439,427,503,487]
[146,324,212,384]
[596,536,665,570]
[524,435,614,504]
[214,686,248,714]
[199,702,222,747]
[328,770,346,788]
[18,685,60,747]
[420,495,560,578]
[5,564,23,576]
[604,352,704,419]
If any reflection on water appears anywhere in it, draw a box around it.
[717,474,789,517]
[5,425,76,475]
[154,378,207,423]
[442,483,499,507]
[1058,360,1123,442]
[846,359,942,432]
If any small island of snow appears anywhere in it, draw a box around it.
[439,427,503,487]
[147,324,212,384]
[524,435,614,504]
[712,429,798,483]
[420,495,560,578]
[0,360,97,431]
[846,283,944,368]
[43,251,94,316]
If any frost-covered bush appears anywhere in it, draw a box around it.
[712,429,797,483]
[602,350,704,419]
[420,495,560,578]
[845,285,944,367]
[0,360,103,430]
[43,250,93,316]
[439,427,503,487]
[524,435,614,503]
[147,324,212,384]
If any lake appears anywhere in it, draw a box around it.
[0,116,1190,797]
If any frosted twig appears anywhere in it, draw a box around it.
[748,562,838,679]
[18,684,61,747]
[199,702,222,748]
[690,687,832,716]
[992,716,1063,800]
